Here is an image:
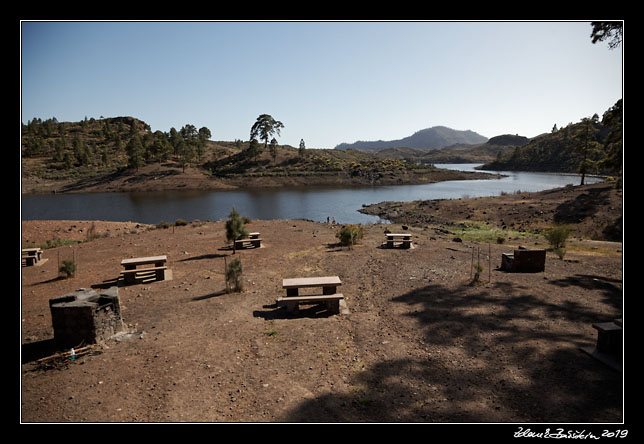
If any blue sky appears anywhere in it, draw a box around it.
[21,21,622,149]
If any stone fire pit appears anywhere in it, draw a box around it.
[49,287,125,350]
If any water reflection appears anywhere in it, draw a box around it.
[21,165,601,225]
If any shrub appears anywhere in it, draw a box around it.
[225,207,249,253]
[175,219,188,226]
[543,225,572,259]
[543,225,571,249]
[226,257,243,292]
[336,224,364,248]
[59,260,76,278]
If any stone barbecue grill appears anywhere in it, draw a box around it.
[49,287,124,350]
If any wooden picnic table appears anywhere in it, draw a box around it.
[120,255,168,284]
[22,247,43,266]
[234,234,262,249]
[282,276,341,295]
[121,255,167,269]
[386,233,412,249]
[279,276,344,314]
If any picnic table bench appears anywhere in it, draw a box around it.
[501,247,546,272]
[22,248,44,266]
[386,233,412,249]
[278,276,344,314]
[234,232,262,249]
[120,255,169,284]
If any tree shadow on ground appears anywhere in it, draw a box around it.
[22,338,58,364]
[282,281,623,423]
[548,274,622,311]
[190,289,228,301]
[177,253,228,262]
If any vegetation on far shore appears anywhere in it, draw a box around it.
[480,99,622,184]
[22,97,622,194]
[21,114,449,190]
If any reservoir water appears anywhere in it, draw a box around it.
[21,164,602,225]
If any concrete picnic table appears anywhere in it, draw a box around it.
[279,276,344,314]
[120,255,167,269]
[385,233,412,249]
[282,276,342,296]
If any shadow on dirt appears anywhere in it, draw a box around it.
[280,281,623,423]
[22,338,57,364]
[553,185,612,225]
[548,274,622,311]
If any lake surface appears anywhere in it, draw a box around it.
[21,164,602,225]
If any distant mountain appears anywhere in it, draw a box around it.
[335,126,488,151]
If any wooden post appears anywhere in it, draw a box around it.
[488,243,491,283]
[224,256,229,292]
[470,247,474,279]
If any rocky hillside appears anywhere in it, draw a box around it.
[21,116,500,193]
[481,100,622,176]
[364,133,527,164]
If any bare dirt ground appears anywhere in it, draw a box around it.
[21,194,623,424]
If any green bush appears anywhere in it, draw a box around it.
[336,224,364,248]
[225,207,249,253]
[543,225,571,249]
[59,260,76,278]
[543,225,572,259]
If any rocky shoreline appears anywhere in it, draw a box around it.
[360,182,622,242]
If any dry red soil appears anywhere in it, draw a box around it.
[21,204,623,423]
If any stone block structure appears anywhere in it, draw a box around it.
[501,247,546,273]
[49,287,124,350]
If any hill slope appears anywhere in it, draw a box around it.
[21,116,498,193]
[481,100,622,176]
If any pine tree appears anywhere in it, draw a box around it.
[225,207,249,254]
[269,138,278,162]
[572,115,602,185]
[126,136,145,171]
[299,139,306,157]
[249,114,284,152]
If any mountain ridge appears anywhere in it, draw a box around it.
[335,125,488,151]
